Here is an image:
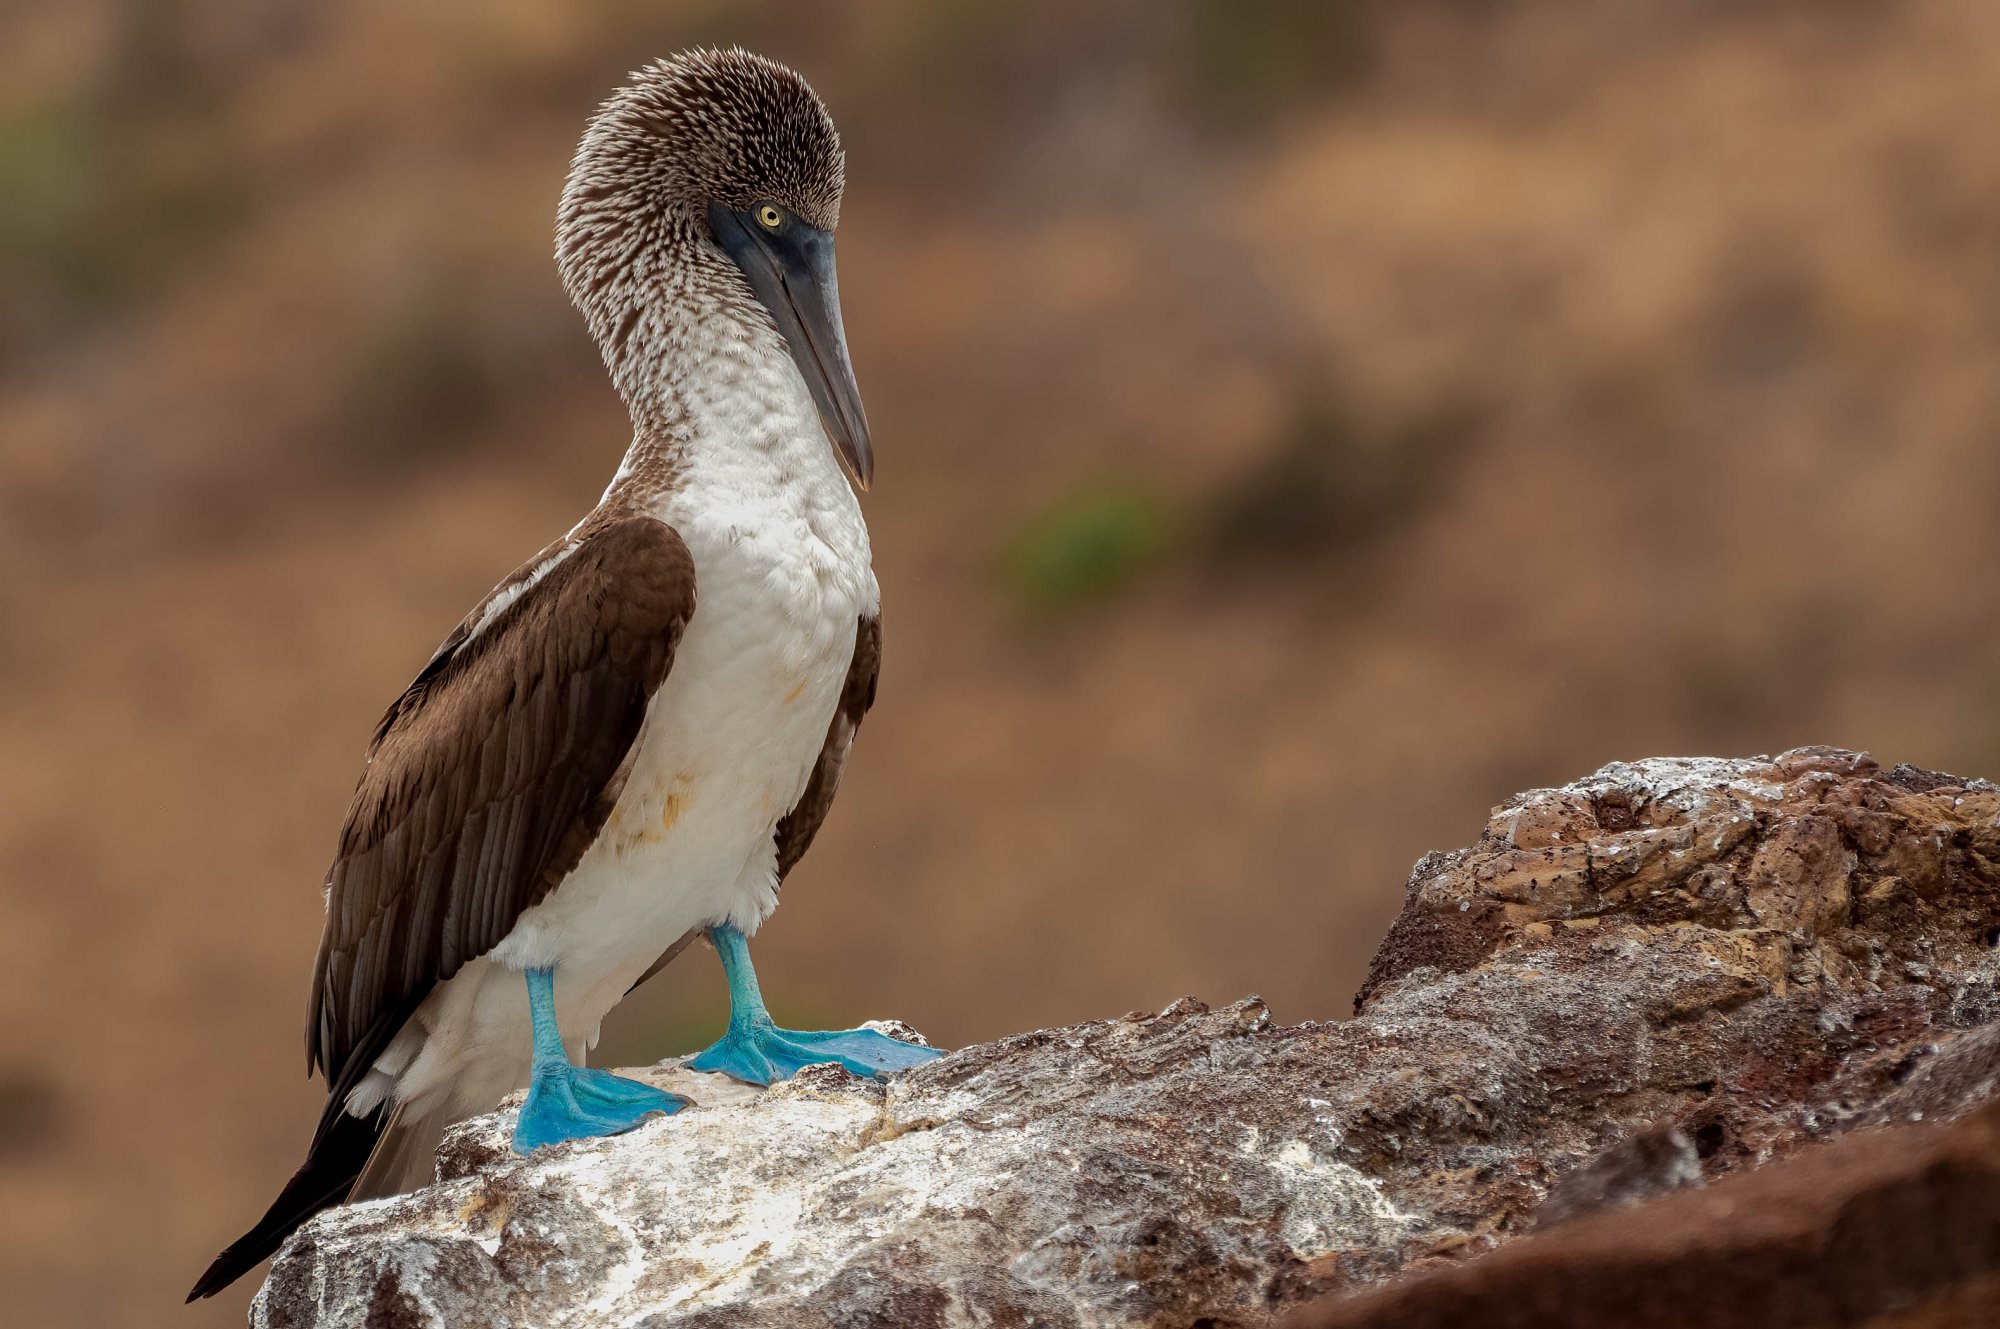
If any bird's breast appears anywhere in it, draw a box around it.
[499,390,879,963]
[607,460,873,864]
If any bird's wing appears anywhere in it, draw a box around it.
[305,516,696,1111]
[775,613,881,880]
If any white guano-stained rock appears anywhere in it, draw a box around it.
[254,1006,1421,1329]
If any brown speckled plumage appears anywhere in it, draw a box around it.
[558,48,845,427]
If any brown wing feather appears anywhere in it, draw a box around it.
[306,517,696,1099]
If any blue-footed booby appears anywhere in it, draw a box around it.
[189,48,938,1301]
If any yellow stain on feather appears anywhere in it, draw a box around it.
[610,775,693,855]
[659,790,687,834]
[782,679,807,705]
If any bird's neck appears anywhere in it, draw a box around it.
[589,246,847,520]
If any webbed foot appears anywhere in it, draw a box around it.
[688,1019,942,1087]
[513,1062,689,1153]
[511,964,689,1153]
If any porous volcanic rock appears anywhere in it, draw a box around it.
[252,749,2000,1328]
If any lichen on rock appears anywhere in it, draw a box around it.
[253,748,2000,1328]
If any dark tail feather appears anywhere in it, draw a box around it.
[185,1104,387,1301]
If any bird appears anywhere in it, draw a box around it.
[189,48,940,1301]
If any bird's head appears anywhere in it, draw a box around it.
[558,48,872,488]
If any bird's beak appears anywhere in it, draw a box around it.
[708,201,874,489]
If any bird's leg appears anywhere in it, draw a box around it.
[686,924,944,1086]
[512,965,689,1153]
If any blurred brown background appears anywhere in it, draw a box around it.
[2,1,1997,1324]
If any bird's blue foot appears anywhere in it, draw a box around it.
[692,924,945,1087]
[514,1061,688,1153]
[689,1018,941,1086]
[511,965,690,1153]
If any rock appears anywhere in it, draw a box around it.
[1292,1096,2000,1329]
[252,750,2000,1328]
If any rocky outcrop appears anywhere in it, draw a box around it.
[252,748,2000,1328]
[1291,1095,2000,1329]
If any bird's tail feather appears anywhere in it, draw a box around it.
[185,1102,387,1301]
[349,1102,446,1202]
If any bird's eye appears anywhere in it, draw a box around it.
[756,204,784,230]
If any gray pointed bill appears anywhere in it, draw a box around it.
[708,201,873,489]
